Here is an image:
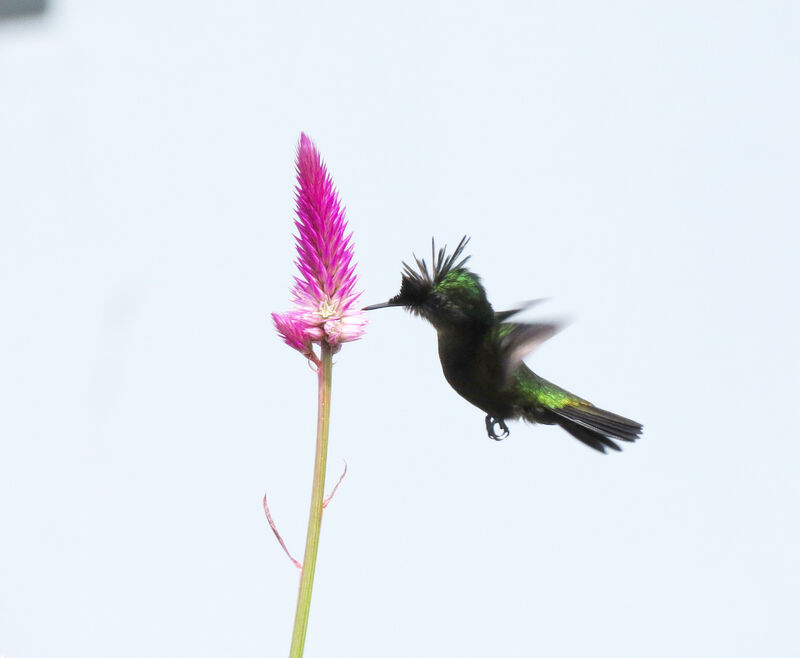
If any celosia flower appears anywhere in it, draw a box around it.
[272,134,367,360]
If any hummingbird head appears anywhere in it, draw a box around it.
[364,236,495,330]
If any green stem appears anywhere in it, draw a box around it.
[288,343,333,658]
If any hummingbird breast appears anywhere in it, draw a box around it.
[435,327,516,419]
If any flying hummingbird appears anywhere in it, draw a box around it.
[364,237,642,453]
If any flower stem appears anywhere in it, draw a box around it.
[289,343,333,658]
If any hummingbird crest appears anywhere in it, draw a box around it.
[389,236,494,328]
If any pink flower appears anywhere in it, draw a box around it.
[272,134,367,360]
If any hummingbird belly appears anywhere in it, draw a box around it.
[438,346,518,419]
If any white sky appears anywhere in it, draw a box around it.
[1,2,798,657]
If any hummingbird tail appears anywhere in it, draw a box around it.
[549,404,643,454]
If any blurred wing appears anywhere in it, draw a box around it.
[494,299,548,323]
[494,321,562,384]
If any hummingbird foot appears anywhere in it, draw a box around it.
[485,415,510,441]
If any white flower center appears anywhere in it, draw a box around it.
[318,297,339,320]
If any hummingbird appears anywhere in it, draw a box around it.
[364,237,642,453]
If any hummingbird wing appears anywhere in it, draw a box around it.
[494,299,548,323]
[493,321,562,386]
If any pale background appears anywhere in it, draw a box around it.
[1,2,798,657]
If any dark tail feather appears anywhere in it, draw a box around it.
[551,404,643,454]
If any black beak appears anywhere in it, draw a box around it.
[362,299,403,311]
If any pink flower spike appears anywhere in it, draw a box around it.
[273,134,367,359]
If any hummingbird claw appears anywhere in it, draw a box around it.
[485,415,510,441]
